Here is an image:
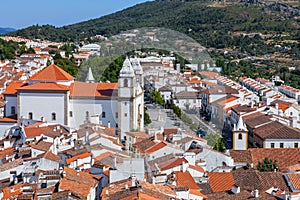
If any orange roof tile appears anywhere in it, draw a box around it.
[159,158,188,171]
[29,64,74,81]
[287,173,300,190]
[59,178,91,198]
[2,183,24,199]
[208,172,235,192]
[66,152,92,164]
[174,171,200,190]
[3,81,27,95]
[145,142,167,154]
[0,115,17,123]
[17,82,69,91]
[217,96,238,106]
[94,152,114,163]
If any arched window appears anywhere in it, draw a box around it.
[52,112,56,121]
[238,133,243,140]
[124,79,128,87]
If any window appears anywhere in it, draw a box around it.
[193,99,196,103]
[125,102,127,106]
[102,112,106,118]
[290,112,293,116]
[115,112,118,118]
[69,111,73,117]
[28,112,33,120]
[238,133,243,140]
[124,79,128,87]
[280,143,284,148]
[271,143,275,148]
[11,106,15,115]
[295,143,299,148]
[52,113,56,121]
[125,113,127,117]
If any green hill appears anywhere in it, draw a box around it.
[8,0,300,48]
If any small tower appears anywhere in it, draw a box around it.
[86,67,95,83]
[118,57,144,140]
[132,57,144,87]
[232,115,248,150]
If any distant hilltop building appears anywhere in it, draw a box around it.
[79,43,101,56]
[1,58,144,140]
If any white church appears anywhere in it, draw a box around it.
[2,57,144,140]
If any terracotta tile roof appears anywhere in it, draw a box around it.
[132,136,156,153]
[158,158,188,171]
[69,81,118,97]
[94,152,115,163]
[66,152,92,164]
[63,167,101,186]
[0,158,23,172]
[163,128,178,137]
[148,154,176,171]
[286,173,300,190]
[3,80,27,95]
[24,126,53,138]
[199,71,219,79]
[2,183,24,199]
[125,131,151,138]
[232,105,257,114]
[30,140,53,152]
[233,169,289,191]
[29,64,74,81]
[254,121,300,140]
[243,112,272,129]
[206,190,276,199]
[0,115,17,123]
[59,178,91,198]
[144,141,168,154]
[232,148,300,172]
[201,86,239,95]
[230,150,252,163]
[174,91,200,99]
[43,151,60,162]
[207,172,235,192]
[0,148,16,160]
[173,171,200,190]
[101,177,175,200]
[17,82,69,91]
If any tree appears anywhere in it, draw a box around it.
[171,104,182,118]
[144,108,152,126]
[257,157,279,172]
[150,89,164,105]
[213,137,225,152]
[205,133,221,147]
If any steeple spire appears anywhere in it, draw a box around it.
[86,67,95,83]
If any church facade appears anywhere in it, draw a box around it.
[2,58,144,140]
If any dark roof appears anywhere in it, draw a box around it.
[243,112,272,129]
[158,86,172,91]
[230,148,300,172]
[174,91,200,99]
[206,190,276,199]
[132,136,156,153]
[254,121,300,140]
[232,105,257,114]
[201,86,239,95]
[232,169,289,191]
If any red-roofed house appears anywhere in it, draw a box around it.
[66,152,93,170]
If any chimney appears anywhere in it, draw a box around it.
[275,103,279,110]
[254,189,259,198]
[231,185,240,194]
[125,184,128,189]
[290,117,297,128]
[108,121,111,128]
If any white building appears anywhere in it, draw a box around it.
[2,59,144,139]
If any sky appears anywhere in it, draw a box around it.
[0,0,151,29]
